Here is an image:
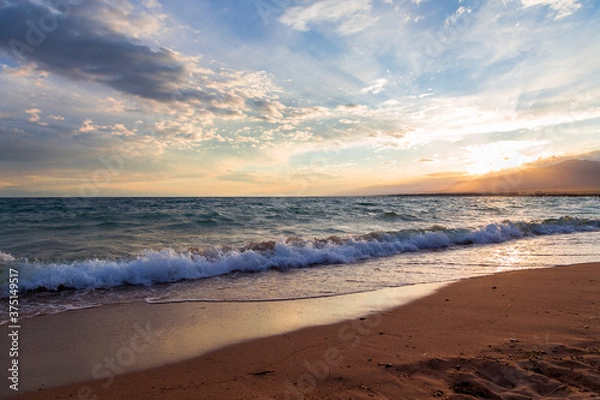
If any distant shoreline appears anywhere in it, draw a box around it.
[0,192,599,199]
[386,191,600,197]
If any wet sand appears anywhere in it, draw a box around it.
[8,263,600,399]
[2,283,446,397]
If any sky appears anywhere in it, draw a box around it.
[0,0,599,196]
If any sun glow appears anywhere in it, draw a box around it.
[462,140,549,176]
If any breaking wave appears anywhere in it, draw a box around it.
[1,216,598,296]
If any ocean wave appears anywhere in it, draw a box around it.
[0,251,15,262]
[1,216,598,296]
[377,211,419,221]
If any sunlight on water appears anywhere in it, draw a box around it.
[489,243,536,272]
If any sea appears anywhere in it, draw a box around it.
[1,196,599,325]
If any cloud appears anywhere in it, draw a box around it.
[24,108,49,126]
[279,0,376,35]
[24,108,40,122]
[444,6,472,28]
[216,170,280,185]
[0,0,282,125]
[518,0,582,19]
[248,99,286,122]
[0,124,76,164]
[286,106,331,122]
[360,78,388,94]
[0,181,17,189]
[0,1,186,101]
[78,119,103,133]
[111,123,135,137]
[91,0,168,40]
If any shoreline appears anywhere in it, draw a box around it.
[1,282,448,397]
[6,263,600,399]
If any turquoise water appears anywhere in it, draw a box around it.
[1,196,599,322]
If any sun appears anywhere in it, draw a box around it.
[462,140,549,176]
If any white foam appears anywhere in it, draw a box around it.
[2,216,599,296]
[0,250,15,262]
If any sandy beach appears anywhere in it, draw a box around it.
[8,262,600,400]
[2,0,599,398]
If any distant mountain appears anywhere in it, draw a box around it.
[449,159,600,194]
[347,159,600,196]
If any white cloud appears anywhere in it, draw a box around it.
[360,78,388,94]
[101,97,138,114]
[24,108,41,122]
[92,0,169,40]
[444,6,471,28]
[24,108,49,126]
[279,0,376,35]
[78,119,103,133]
[286,106,332,122]
[111,124,136,137]
[519,0,582,19]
